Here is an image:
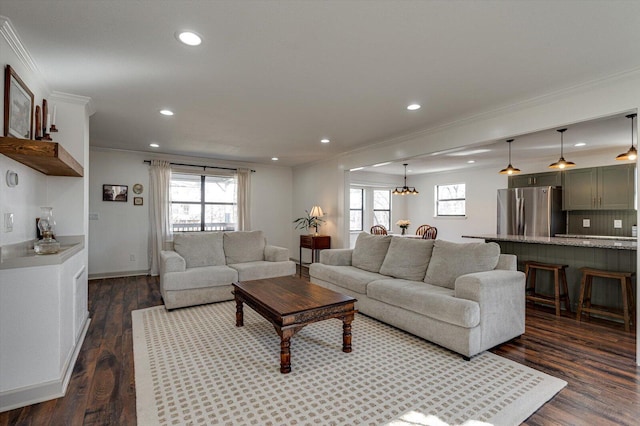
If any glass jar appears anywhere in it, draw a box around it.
[35,207,60,254]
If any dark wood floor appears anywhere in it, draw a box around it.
[1,269,637,425]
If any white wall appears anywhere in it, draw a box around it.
[406,168,507,242]
[88,148,293,277]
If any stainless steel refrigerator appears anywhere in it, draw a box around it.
[497,187,564,237]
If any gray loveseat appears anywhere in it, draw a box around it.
[309,233,525,358]
[160,230,296,309]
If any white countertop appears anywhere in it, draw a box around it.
[462,234,637,251]
[0,235,85,269]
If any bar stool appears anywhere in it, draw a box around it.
[576,268,636,332]
[524,261,571,316]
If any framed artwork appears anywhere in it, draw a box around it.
[103,184,128,202]
[133,197,144,206]
[4,65,34,139]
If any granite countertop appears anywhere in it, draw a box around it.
[462,234,637,251]
[0,235,85,269]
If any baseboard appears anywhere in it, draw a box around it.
[88,270,149,280]
[0,318,91,413]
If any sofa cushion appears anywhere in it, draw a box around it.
[310,263,387,294]
[229,260,296,282]
[367,279,480,328]
[425,240,500,289]
[351,232,392,273]
[173,232,225,268]
[162,265,238,291]
[379,237,434,281]
[224,231,265,264]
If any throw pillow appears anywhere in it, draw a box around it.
[173,232,225,268]
[224,231,266,264]
[351,232,392,273]
[424,240,500,289]
[379,237,435,281]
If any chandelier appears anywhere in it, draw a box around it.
[392,163,419,195]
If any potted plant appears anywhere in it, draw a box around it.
[294,209,325,235]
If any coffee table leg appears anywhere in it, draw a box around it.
[235,298,244,327]
[342,318,353,353]
[280,336,291,374]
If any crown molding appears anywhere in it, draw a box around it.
[50,91,96,116]
[0,16,39,73]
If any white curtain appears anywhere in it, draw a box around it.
[236,168,251,231]
[149,160,172,276]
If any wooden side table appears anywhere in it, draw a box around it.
[299,235,331,273]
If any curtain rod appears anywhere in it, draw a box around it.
[144,160,255,172]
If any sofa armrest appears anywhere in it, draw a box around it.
[319,249,353,266]
[495,253,517,271]
[160,250,186,274]
[454,270,526,349]
[265,245,289,262]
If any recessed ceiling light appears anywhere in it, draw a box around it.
[149,143,160,148]
[407,104,421,111]
[574,142,586,147]
[272,157,279,161]
[373,162,391,167]
[159,109,174,116]
[321,138,330,144]
[350,167,364,171]
[467,160,475,164]
[176,31,202,46]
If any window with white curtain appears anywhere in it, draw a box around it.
[170,173,237,232]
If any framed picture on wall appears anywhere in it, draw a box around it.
[103,184,128,202]
[4,65,34,139]
[133,197,143,206]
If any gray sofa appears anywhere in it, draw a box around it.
[160,230,296,309]
[309,233,525,358]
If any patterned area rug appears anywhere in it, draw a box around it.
[132,302,566,426]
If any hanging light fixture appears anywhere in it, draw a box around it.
[498,139,521,175]
[393,163,419,195]
[548,128,575,169]
[616,113,637,161]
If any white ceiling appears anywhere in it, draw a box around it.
[2,1,640,168]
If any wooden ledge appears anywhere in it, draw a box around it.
[0,136,83,177]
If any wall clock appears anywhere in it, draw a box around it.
[132,183,144,194]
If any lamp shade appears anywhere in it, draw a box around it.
[309,205,324,217]
[549,128,575,169]
[498,139,521,175]
[616,113,637,161]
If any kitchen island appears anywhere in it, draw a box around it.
[463,234,636,314]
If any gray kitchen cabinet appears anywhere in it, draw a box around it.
[563,164,635,210]
[508,171,562,188]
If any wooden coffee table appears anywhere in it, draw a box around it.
[232,275,357,374]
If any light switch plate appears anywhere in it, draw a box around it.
[89,213,99,220]
[582,219,590,228]
[4,213,14,232]
[614,219,622,228]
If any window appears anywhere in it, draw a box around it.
[373,189,391,230]
[436,183,466,216]
[350,188,363,231]
[171,173,237,232]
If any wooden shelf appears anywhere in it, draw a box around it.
[0,136,83,177]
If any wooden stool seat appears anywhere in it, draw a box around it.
[576,268,636,332]
[524,261,571,316]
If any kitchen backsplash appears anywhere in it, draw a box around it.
[566,210,637,237]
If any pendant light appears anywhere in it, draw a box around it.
[498,139,521,175]
[616,113,637,161]
[392,163,419,195]
[548,128,575,169]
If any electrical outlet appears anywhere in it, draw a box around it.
[582,219,590,228]
[614,219,622,229]
[130,254,136,261]
[4,213,14,232]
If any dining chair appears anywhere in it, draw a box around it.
[416,225,437,239]
[370,225,388,235]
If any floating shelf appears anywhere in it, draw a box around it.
[0,136,83,177]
